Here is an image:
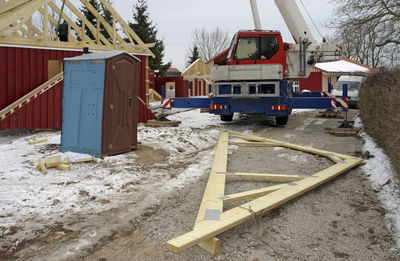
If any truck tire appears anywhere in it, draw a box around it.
[276,116,288,125]
[220,114,233,121]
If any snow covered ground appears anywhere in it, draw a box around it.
[0,109,399,253]
[355,117,400,246]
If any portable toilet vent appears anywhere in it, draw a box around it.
[61,51,140,158]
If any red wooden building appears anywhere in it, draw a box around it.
[0,45,154,130]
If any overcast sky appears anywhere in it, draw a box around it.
[111,0,336,70]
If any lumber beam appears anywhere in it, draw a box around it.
[192,130,229,255]
[224,172,306,181]
[221,184,288,204]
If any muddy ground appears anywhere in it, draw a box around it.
[3,110,400,261]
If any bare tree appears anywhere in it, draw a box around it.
[190,27,231,62]
[329,0,400,68]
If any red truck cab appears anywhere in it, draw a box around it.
[226,30,288,77]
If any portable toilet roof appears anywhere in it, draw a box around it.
[64,50,141,62]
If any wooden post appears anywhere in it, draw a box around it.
[112,17,116,48]
[145,56,150,106]
[96,15,100,44]
[44,0,48,37]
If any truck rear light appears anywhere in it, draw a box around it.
[209,104,225,110]
[272,105,287,111]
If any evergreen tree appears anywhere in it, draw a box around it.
[188,46,200,65]
[76,0,102,41]
[129,0,170,76]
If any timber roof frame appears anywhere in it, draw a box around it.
[0,0,154,56]
[166,130,363,256]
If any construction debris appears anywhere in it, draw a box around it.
[145,119,181,128]
[166,130,363,255]
[325,127,361,136]
[73,157,95,164]
[28,138,48,145]
[44,156,62,168]
[38,159,48,174]
[317,110,343,118]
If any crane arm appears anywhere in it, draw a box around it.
[274,0,315,43]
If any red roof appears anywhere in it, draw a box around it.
[168,68,181,73]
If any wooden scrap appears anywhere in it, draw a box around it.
[325,127,361,137]
[28,138,48,145]
[144,119,181,128]
[44,155,61,168]
[56,164,71,170]
[74,157,95,163]
[318,110,343,118]
[38,158,48,174]
[200,108,209,113]
[62,157,70,164]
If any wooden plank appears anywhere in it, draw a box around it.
[38,158,48,174]
[45,155,61,168]
[192,130,229,255]
[228,130,351,159]
[228,141,277,147]
[166,157,363,253]
[225,173,306,181]
[222,184,288,204]
[28,138,48,145]
[74,157,94,163]
[56,163,71,170]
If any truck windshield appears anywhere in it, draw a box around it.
[334,81,361,91]
[234,36,279,60]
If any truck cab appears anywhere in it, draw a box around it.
[227,30,287,75]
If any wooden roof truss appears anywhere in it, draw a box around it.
[166,130,363,255]
[0,0,154,56]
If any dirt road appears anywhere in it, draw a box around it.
[4,110,400,260]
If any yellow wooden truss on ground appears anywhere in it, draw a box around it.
[166,130,363,255]
[0,0,154,56]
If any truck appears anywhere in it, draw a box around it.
[331,75,365,109]
[165,0,346,125]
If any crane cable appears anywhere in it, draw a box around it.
[297,0,324,39]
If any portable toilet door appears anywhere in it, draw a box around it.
[61,51,140,158]
[101,54,139,156]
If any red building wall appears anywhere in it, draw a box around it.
[0,46,154,130]
[297,72,323,92]
[0,46,82,130]
[155,76,189,97]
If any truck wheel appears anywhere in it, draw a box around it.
[220,114,233,121]
[276,116,288,125]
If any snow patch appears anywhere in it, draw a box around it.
[357,118,400,246]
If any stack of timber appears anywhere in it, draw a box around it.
[36,156,95,174]
[325,126,361,136]
[145,119,181,128]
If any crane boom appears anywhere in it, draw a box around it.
[274,0,315,43]
[249,0,262,30]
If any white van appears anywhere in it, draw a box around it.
[332,75,365,108]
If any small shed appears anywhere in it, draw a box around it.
[61,51,140,158]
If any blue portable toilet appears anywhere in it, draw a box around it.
[61,51,140,158]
